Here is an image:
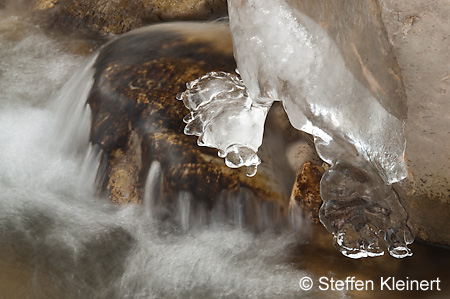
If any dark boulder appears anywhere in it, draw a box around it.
[87,22,295,226]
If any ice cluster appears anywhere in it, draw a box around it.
[179,71,270,177]
[178,0,413,258]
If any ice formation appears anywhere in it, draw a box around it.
[179,71,270,177]
[179,0,413,258]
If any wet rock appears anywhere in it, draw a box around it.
[32,0,228,36]
[87,22,293,222]
[289,162,324,223]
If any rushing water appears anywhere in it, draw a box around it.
[1,4,450,299]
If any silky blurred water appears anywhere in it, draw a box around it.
[0,3,449,299]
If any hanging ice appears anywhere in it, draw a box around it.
[178,0,413,258]
[179,71,270,177]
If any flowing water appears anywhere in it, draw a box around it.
[1,4,450,299]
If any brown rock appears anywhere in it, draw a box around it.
[87,22,293,227]
[32,0,228,36]
[289,162,325,223]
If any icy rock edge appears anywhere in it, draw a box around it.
[178,0,413,258]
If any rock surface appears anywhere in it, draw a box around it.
[289,161,325,223]
[379,0,450,247]
[32,0,228,36]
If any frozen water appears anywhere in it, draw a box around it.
[179,0,413,258]
[227,0,407,184]
[179,71,270,177]
[319,161,413,258]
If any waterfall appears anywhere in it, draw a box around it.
[143,160,163,218]
[52,54,97,155]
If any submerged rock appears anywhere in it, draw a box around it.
[86,22,295,226]
[32,0,228,36]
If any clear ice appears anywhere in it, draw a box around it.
[179,71,270,177]
[178,0,413,258]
